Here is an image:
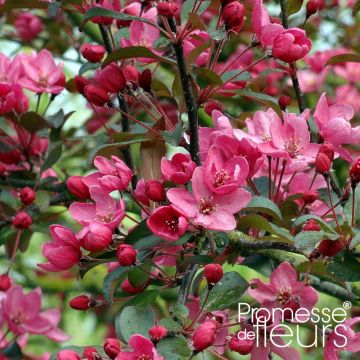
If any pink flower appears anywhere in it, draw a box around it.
[203,145,249,194]
[15,12,43,42]
[161,153,196,185]
[20,50,65,94]
[324,317,360,360]
[1,286,68,341]
[167,167,251,231]
[69,185,125,230]
[147,205,188,241]
[335,84,360,113]
[38,225,81,272]
[134,179,150,206]
[80,0,121,25]
[83,156,132,192]
[0,53,23,83]
[115,334,164,360]
[183,31,211,66]
[77,222,113,252]
[248,262,318,317]
[313,93,360,161]
[0,83,28,114]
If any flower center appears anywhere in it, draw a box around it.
[214,168,230,187]
[284,138,302,158]
[277,286,292,305]
[12,310,27,325]
[37,74,48,88]
[97,213,114,223]
[137,355,152,360]
[165,217,179,232]
[199,197,217,215]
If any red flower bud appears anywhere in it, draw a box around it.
[116,244,137,266]
[350,156,360,186]
[0,274,11,291]
[204,263,223,285]
[315,152,331,174]
[318,239,344,257]
[278,95,291,110]
[12,211,32,229]
[95,63,126,93]
[319,143,334,162]
[204,100,222,116]
[157,1,179,18]
[138,69,152,92]
[229,337,254,355]
[69,295,93,311]
[19,186,36,205]
[84,85,109,107]
[103,338,121,359]
[193,321,218,352]
[123,65,139,83]
[221,1,245,32]
[57,350,81,360]
[306,0,319,17]
[149,325,168,341]
[80,43,106,63]
[303,219,321,232]
[0,163,6,176]
[83,347,99,360]
[74,76,90,96]
[67,176,90,199]
[283,299,301,320]
[121,278,147,294]
[145,180,166,202]
[78,223,113,252]
[302,189,318,204]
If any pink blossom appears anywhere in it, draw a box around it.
[183,31,211,66]
[38,225,81,272]
[115,334,164,360]
[83,156,132,192]
[147,205,188,241]
[167,167,251,231]
[313,93,360,161]
[335,84,360,113]
[161,153,196,185]
[69,185,125,230]
[0,53,23,83]
[1,286,68,340]
[20,50,65,94]
[80,0,121,25]
[248,262,318,317]
[0,83,28,114]
[324,317,360,360]
[15,12,43,42]
[334,61,360,83]
[134,179,150,206]
[203,145,249,194]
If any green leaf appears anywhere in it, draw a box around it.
[159,318,183,333]
[244,196,283,222]
[292,214,337,234]
[0,342,22,360]
[34,190,50,212]
[294,231,339,254]
[326,53,360,65]
[353,0,360,15]
[48,1,61,17]
[172,303,189,319]
[208,29,227,41]
[193,67,223,88]
[103,265,128,303]
[238,214,293,243]
[19,112,49,133]
[160,124,183,146]
[115,306,155,343]
[128,266,150,288]
[349,231,360,250]
[79,62,100,75]
[103,46,175,66]
[46,109,67,129]
[2,0,48,10]
[327,251,360,281]
[221,70,252,83]
[286,0,303,15]
[125,220,163,249]
[124,290,159,308]
[157,337,192,359]
[41,142,62,172]
[203,271,248,311]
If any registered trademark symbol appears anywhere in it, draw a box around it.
[343,301,352,309]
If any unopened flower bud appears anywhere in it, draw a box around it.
[57,350,80,360]
[303,219,321,232]
[12,211,32,229]
[69,295,94,311]
[350,156,360,186]
[193,321,218,352]
[145,180,166,202]
[302,189,318,204]
[315,152,331,174]
[84,85,109,107]
[121,278,147,294]
[104,338,121,359]
[149,325,168,342]
[204,263,223,285]
[19,186,36,205]
[306,0,319,17]
[204,100,222,116]
[116,244,137,266]
[319,143,334,162]
[80,43,106,63]
[139,69,152,92]
[67,176,90,199]
[229,337,254,355]
[221,1,245,32]
[83,347,99,360]
[95,63,126,93]
[74,76,90,96]
[278,95,291,110]
[318,239,344,257]
[0,274,11,291]
[157,1,179,18]
[78,223,113,252]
